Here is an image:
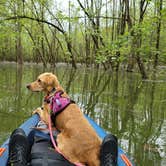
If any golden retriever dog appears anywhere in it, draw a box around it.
[27,72,101,166]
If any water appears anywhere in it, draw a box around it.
[0,62,166,166]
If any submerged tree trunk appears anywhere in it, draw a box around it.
[127,0,148,79]
[15,1,23,64]
[16,22,23,64]
[126,0,134,72]
[154,0,162,68]
[40,5,46,66]
[84,0,91,66]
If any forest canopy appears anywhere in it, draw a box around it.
[0,0,166,78]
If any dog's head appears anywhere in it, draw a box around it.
[27,72,60,93]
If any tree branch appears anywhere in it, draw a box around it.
[3,15,65,34]
[77,0,96,27]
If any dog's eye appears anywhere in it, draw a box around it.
[38,79,41,83]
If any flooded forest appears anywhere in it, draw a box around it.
[0,0,166,78]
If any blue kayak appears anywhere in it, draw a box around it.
[0,114,134,166]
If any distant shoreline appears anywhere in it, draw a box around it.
[0,61,166,70]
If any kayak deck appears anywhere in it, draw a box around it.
[0,114,134,166]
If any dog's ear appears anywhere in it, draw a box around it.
[50,73,60,87]
[42,73,58,93]
[49,73,65,92]
[44,73,60,90]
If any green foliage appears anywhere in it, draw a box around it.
[0,0,165,67]
[95,49,108,64]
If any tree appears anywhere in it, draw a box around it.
[154,0,163,68]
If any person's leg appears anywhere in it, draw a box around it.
[30,136,75,166]
[100,134,118,166]
[8,128,30,166]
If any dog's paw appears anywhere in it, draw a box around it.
[32,107,43,116]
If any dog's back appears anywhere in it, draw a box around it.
[55,103,101,165]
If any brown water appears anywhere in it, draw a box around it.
[0,63,166,166]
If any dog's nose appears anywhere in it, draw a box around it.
[26,84,31,89]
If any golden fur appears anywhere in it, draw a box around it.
[27,72,101,166]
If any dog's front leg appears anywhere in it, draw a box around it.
[32,107,43,117]
[32,105,50,124]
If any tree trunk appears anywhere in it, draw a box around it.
[15,0,23,64]
[127,0,148,79]
[154,0,162,68]
[84,0,91,66]
[16,22,23,64]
